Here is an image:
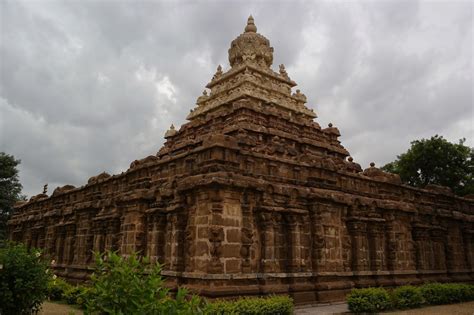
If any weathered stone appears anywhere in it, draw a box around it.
[7,16,474,304]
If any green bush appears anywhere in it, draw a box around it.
[84,251,205,314]
[420,283,474,305]
[205,295,293,315]
[347,287,392,313]
[0,242,50,315]
[47,277,73,301]
[64,285,87,305]
[392,285,423,309]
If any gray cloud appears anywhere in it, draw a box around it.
[0,0,472,197]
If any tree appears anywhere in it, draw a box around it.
[382,135,473,196]
[0,152,24,240]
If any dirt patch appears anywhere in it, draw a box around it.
[39,301,83,315]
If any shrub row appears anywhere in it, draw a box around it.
[46,252,293,315]
[2,244,294,315]
[205,296,294,315]
[47,276,293,314]
[47,278,91,308]
[347,283,474,313]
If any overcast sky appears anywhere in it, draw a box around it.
[1,0,472,197]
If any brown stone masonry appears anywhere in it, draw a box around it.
[8,16,474,304]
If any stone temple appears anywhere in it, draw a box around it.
[8,17,474,303]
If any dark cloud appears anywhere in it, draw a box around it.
[0,0,472,197]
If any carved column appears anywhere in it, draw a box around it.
[146,215,158,263]
[55,226,66,264]
[384,219,397,271]
[156,215,167,264]
[240,198,253,273]
[430,228,447,270]
[175,212,187,272]
[347,220,369,271]
[104,219,120,252]
[259,212,276,273]
[287,214,302,272]
[412,227,430,270]
[165,213,177,271]
[368,222,386,271]
[63,224,76,264]
[310,207,326,272]
[92,221,105,255]
[208,226,224,273]
[462,228,474,271]
[300,213,312,272]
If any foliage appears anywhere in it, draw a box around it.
[84,251,205,315]
[420,283,474,305]
[205,295,293,315]
[391,285,423,309]
[47,277,73,301]
[346,283,474,313]
[382,135,473,196]
[64,285,92,308]
[0,152,25,240]
[0,242,50,315]
[346,287,392,313]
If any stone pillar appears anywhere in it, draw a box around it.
[92,222,105,255]
[347,220,369,271]
[240,197,253,273]
[412,227,430,270]
[431,228,447,270]
[287,214,302,272]
[45,223,57,257]
[462,229,474,271]
[165,213,177,271]
[120,209,145,255]
[55,226,66,264]
[300,213,312,272]
[384,221,397,271]
[208,226,224,273]
[175,212,187,272]
[104,219,120,252]
[368,223,386,271]
[259,212,276,273]
[63,224,76,264]
[73,213,92,265]
[310,208,324,272]
[207,189,225,274]
[146,215,159,263]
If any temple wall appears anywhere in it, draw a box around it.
[7,103,474,303]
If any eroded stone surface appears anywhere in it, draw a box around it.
[8,16,474,304]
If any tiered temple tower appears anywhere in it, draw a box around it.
[8,17,474,303]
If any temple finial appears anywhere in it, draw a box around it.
[245,15,257,33]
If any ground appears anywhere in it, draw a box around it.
[41,300,474,314]
[294,301,474,315]
[40,301,83,315]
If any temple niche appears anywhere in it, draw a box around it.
[8,16,474,304]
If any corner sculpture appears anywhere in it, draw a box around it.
[8,16,474,303]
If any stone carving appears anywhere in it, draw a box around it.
[279,64,290,80]
[164,124,177,139]
[208,226,224,273]
[212,65,223,81]
[52,185,76,196]
[8,16,473,305]
[87,172,111,185]
[228,16,274,68]
[362,162,402,184]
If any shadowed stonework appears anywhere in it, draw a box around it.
[8,17,474,304]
